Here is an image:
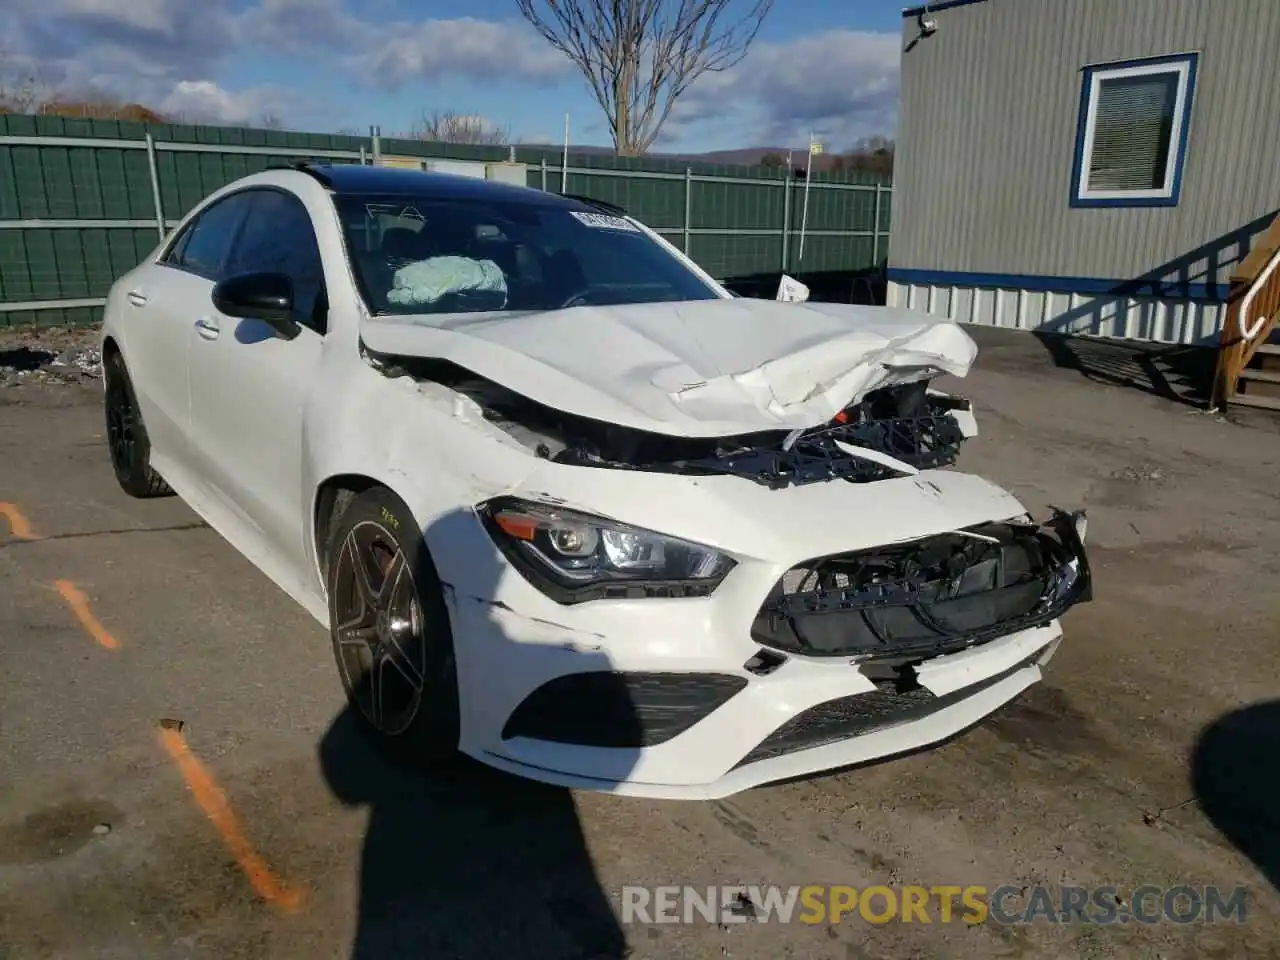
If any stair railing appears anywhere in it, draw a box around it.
[1212,212,1280,408]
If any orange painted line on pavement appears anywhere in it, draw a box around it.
[158,727,305,914]
[0,502,37,540]
[54,580,120,650]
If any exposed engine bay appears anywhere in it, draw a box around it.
[375,355,973,488]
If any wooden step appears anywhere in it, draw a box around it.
[1229,391,1280,411]
[1254,343,1280,355]
[1239,367,1280,383]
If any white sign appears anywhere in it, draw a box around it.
[569,211,640,232]
[776,274,810,302]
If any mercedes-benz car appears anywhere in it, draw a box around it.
[99,162,1090,799]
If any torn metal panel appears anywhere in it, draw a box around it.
[359,297,978,438]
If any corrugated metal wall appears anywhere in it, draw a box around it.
[890,0,1280,286]
[887,279,1225,344]
[0,115,891,327]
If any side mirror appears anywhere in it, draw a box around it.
[211,271,300,339]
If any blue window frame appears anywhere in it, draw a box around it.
[1070,53,1199,208]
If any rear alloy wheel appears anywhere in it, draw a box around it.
[103,351,172,498]
[326,487,459,760]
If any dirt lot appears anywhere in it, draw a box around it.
[1,326,1278,960]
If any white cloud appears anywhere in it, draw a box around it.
[663,29,901,150]
[354,17,568,87]
[240,0,374,54]
[158,80,293,126]
[58,0,189,35]
[1,0,239,114]
[3,0,569,126]
[7,0,238,78]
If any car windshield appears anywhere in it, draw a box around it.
[333,194,722,316]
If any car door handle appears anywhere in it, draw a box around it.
[194,317,220,340]
[127,291,148,307]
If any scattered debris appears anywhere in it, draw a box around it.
[1141,796,1196,826]
[1113,464,1164,483]
[0,329,103,387]
[91,823,111,835]
[728,891,757,920]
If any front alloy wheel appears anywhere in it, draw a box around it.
[325,487,459,759]
[331,520,427,735]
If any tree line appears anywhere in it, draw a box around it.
[758,136,894,177]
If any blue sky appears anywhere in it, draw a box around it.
[2,0,906,153]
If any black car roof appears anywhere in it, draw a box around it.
[290,161,608,211]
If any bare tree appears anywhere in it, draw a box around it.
[515,0,774,155]
[0,53,57,114]
[411,110,510,145]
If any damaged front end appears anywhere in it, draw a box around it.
[753,510,1091,662]
[663,384,971,489]
[374,354,974,488]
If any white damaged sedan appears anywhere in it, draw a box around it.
[99,163,1091,799]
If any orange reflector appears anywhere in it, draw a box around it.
[834,410,849,424]
[494,512,539,541]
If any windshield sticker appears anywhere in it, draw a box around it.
[569,211,639,232]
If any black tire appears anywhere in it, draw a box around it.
[104,351,173,499]
[325,486,460,762]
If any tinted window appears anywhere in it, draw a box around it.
[333,195,719,316]
[226,190,328,334]
[165,192,254,279]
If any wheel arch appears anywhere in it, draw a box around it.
[311,471,432,585]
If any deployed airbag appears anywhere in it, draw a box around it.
[386,256,507,307]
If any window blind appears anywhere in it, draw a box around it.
[1087,72,1179,192]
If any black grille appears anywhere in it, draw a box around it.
[751,510,1091,661]
[502,671,747,748]
[734,651,1042,767]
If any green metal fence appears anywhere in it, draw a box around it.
[0,114,892,327]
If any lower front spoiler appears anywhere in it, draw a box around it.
[471,629,1060,800]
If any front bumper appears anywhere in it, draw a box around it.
[445,498,1088,799]
[469,623,1062,800]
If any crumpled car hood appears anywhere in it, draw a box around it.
[360,297,978,438]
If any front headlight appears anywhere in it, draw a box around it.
[478,497,735,603]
